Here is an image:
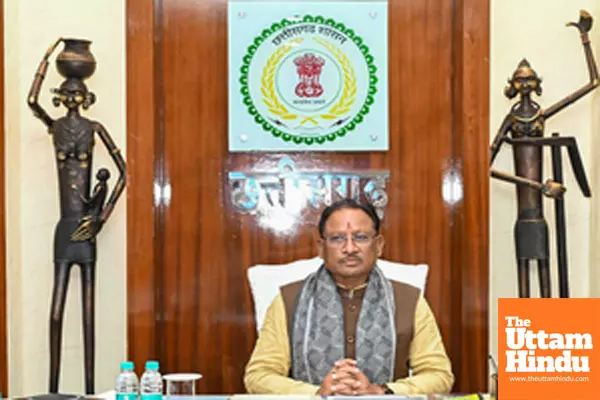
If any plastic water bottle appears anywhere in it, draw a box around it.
[140,360,163,400]
[116,361,139,400]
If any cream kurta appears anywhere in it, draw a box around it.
[244,292,454,395]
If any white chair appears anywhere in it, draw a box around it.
[247,257,429,332]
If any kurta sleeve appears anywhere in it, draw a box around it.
[244,294,320,394]
[386,296,455,394]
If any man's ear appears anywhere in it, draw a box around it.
[376,235,385,257]
[316,235,325,259]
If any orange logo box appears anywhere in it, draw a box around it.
[498,298,600,400]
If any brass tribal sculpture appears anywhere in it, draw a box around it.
[27,38,127,394]
[490,11,599,298]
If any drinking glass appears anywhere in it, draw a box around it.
[163,373,202,400]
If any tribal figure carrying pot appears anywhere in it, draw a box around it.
[27,38,126,395]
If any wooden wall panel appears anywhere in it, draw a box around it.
[451,0,490,390]
[126,0,159,373]
[127,0,489,394]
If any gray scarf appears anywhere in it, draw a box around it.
[290,264,396,385]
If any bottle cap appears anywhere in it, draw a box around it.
[121,361,134,370]
[146,360,159,370]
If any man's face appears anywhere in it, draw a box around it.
[318,208,384,285]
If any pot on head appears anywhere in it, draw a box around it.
[56,38,96,80]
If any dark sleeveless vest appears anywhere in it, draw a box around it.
[280,278,420,379]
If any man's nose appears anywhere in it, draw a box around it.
[342,235,359,252]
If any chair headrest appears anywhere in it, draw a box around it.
[247,257,429,332]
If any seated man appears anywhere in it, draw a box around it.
[244,199,454,395]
